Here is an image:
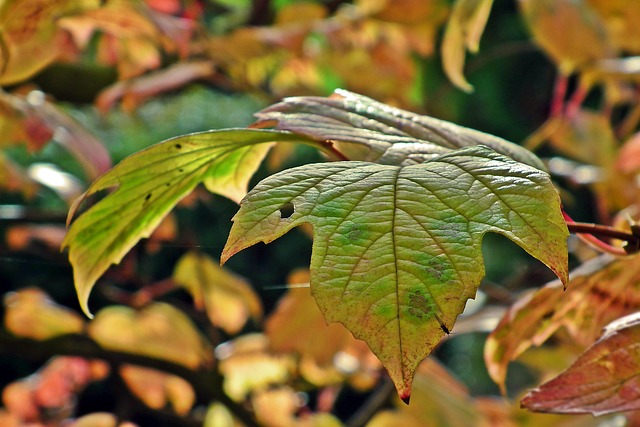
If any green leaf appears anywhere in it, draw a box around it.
[63,129,312,317]
[222,146,568,400]
[441,0,494,92]
[255,89,546,170]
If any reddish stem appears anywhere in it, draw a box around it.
[563,211,638,256]
[550,74,568,117]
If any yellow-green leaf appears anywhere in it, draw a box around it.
[63,129,312,317]
[222,146,568,400]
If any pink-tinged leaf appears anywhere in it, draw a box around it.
[255,89,546,170]
[95,61,214,112]
[0,90,111,179]
[522,312,640,415]
[485,254,640,393]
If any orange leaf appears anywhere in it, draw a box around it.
[0,0,99,85]
[119,365,195,415]
[518,0,614,75]
[485,254,640,393]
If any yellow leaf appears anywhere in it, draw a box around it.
[518,0,614,75]
[587,0,640,53]
[3,288,84,340]
[216,334,295,401]
[441,0,494,92]
[274,3,327,26]
[203,403,237,427]
[88,303,211,369]
[173,251,262,334]
[252,387,300,427]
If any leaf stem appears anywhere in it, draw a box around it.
[563,211,639,255]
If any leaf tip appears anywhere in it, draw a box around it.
[79,298,94,320]
[400,393,411,405]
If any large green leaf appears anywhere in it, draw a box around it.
[222,146,568,400]
[63,129,313,317]
[254,89,545,170]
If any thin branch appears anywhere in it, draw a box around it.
[0,332,260,427]
[563,211,639,256]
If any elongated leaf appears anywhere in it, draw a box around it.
[255,89,546,170]
[441,0,494,92]
[222,146,568,400]
[63,129,313,317]
[521,312,640,415]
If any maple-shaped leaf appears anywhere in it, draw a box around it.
[222,146,568,400]
[255,89,546,170]
[521,312,640,415]
[485,254,640,393]
[63,129,313,317]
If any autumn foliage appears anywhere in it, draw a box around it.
[4,1,640,427]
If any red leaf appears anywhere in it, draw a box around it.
[522,312,640,415]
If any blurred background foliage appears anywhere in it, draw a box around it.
[3,0,640,426]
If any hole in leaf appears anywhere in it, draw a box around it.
[145,193,152,201]
[175,143,182,149]
[279,202,295,219]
